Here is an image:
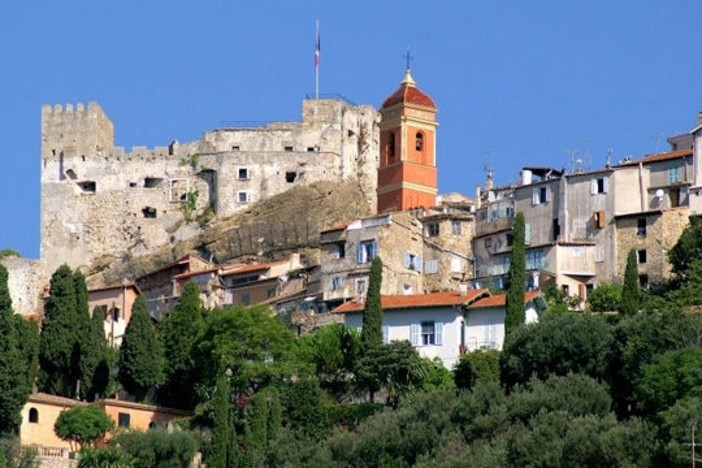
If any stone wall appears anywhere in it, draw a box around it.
[0,256,43,316]
[40,99,379,279]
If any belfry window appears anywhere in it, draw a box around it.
[416,132,424,151]
[387,133,396,163]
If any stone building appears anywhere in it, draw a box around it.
[40,99,380,280]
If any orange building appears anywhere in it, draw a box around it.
[377,68,438,213]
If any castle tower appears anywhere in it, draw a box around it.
[377,68,438,213]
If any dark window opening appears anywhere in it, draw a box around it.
[506,233,514,247]
[238,168,248,180]
[231,146,240,151]
[307,147,316,152]
[65,169,77,180]
[415,132,424,151]
[77,181,96,193]
[111,307,120,321]
[597,178,605,193]
[637,249,647,264]
[553,219,561,241]
[284,146,293,152]
[81,155,86,162]
[562,284,570,296]
[118,413,130,428]
[421,321,435,345]
[149,421,157,429]
[129,182,137,188]
[387,133,396,163]
[639,274,649,289]
[637,218,647,236]
[286,172,297,183]
[29,408,39,423]
[347,130,355,138]
[426,222,440,237]
[670,188,681,207]
[142,207,157,218]
[144,177,163,188]
[337,243,345,259]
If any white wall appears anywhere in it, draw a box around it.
[345,307,464,369]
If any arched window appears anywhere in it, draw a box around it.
[415,132,424,151]
[29,408,39,424]
[387,133,396,163]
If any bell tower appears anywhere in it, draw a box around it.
[377,68,438,213]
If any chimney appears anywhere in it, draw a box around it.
[458,283,468,297]
[698,111,702,126]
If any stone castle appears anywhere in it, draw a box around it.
[40,99,381,279]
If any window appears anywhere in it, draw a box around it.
[238,168,249,180]
[593,211,605,229]
[387,132,396,163]
[266,288,276,298]
[237,191,250,203]
[506,233,514,247]
[451,255,462,273]
[355,278,368,298]
[118,413,131,428]
[526,250,544,270]
[169,179,188,202]
[451,220,462,235]
[637,218,647,236]
[484,237,493,248]
[142,207,157,218]
[111,307,120,322]
[284,146,293,152]
[404,252,423,271]
[425,259,439,274]
[144,177,163,188]
[639,274,649,290]
[415,132,424,151]
[77,181,96,193]
[637,249,647,264]
[336,242,345,259]
[553,219,561,241]
[331,277,342,291]
[357,240,378,264]
[425,222,440,237]
[29,408,39,424]
[668,167,680,184]
[525,223,532,245]
[231,145,240,151]
[532,186,551,205]
[382,325,389,344]
[285,172,297,183]
[591,177,608,194]
[241,292,251,305]
[410,321,443,346]
[596,245,605,263]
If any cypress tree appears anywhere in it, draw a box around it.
[13,315,39,391]
[74,271,96,400]
[39,265,79,396]
[361,256,383,352]
[621,249,639,316]
[505,212,526,336]
[118,296,163,401]
[82,307,110,400]
[209,372,235,468]
[0,264,30,433]
[161,281,204,409]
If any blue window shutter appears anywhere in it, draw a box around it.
[417,255,423,273]
[372,241,378,259]
[404,253,411,268]
[357,245,363,264]
[435,322,443,346]
[410,323,420,346]
[382,325,389,344]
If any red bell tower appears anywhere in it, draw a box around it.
[377,68,438,213]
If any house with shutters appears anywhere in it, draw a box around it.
[332,289,544,369]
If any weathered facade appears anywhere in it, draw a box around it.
[40,99,380,280]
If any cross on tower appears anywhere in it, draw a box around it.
[404,48,414,70]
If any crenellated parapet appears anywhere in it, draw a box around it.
[41,102,114,160]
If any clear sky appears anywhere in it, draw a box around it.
[3,1,702,259]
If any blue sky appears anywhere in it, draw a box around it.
[2,1,702,258]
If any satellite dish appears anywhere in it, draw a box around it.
[655,189,665,199]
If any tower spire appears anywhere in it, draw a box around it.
[402,48,416,86]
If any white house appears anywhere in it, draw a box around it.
[332,289,544,369]
[464,290,543,352]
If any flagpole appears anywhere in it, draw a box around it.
[315,19,320,100]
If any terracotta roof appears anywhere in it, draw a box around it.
[468,290,542,309]
[616,149,692,167]
[173,267,220,280]
[332,289,489,314]
[98,399,191,416]
[320,222,350,234]
[382,70,436,109]
[28,392,88,407]
[88,279,137,294]
[220,259,288,277]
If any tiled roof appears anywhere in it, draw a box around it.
[88,280,138,294]
[332,289,489,314]
[468,290,542,309]
[28,392,88,407]
[173,267,220,280]
[382,84,436,109]
[220,259,288,277]
[98,399,191,416]
[616,149,692,167]
[320,222,350,234]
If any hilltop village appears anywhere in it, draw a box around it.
[5,68,702,466]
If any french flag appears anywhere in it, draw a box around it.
[314,20,320,67]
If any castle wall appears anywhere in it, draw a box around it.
[0,256,43,316]
[40,100,380,278]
